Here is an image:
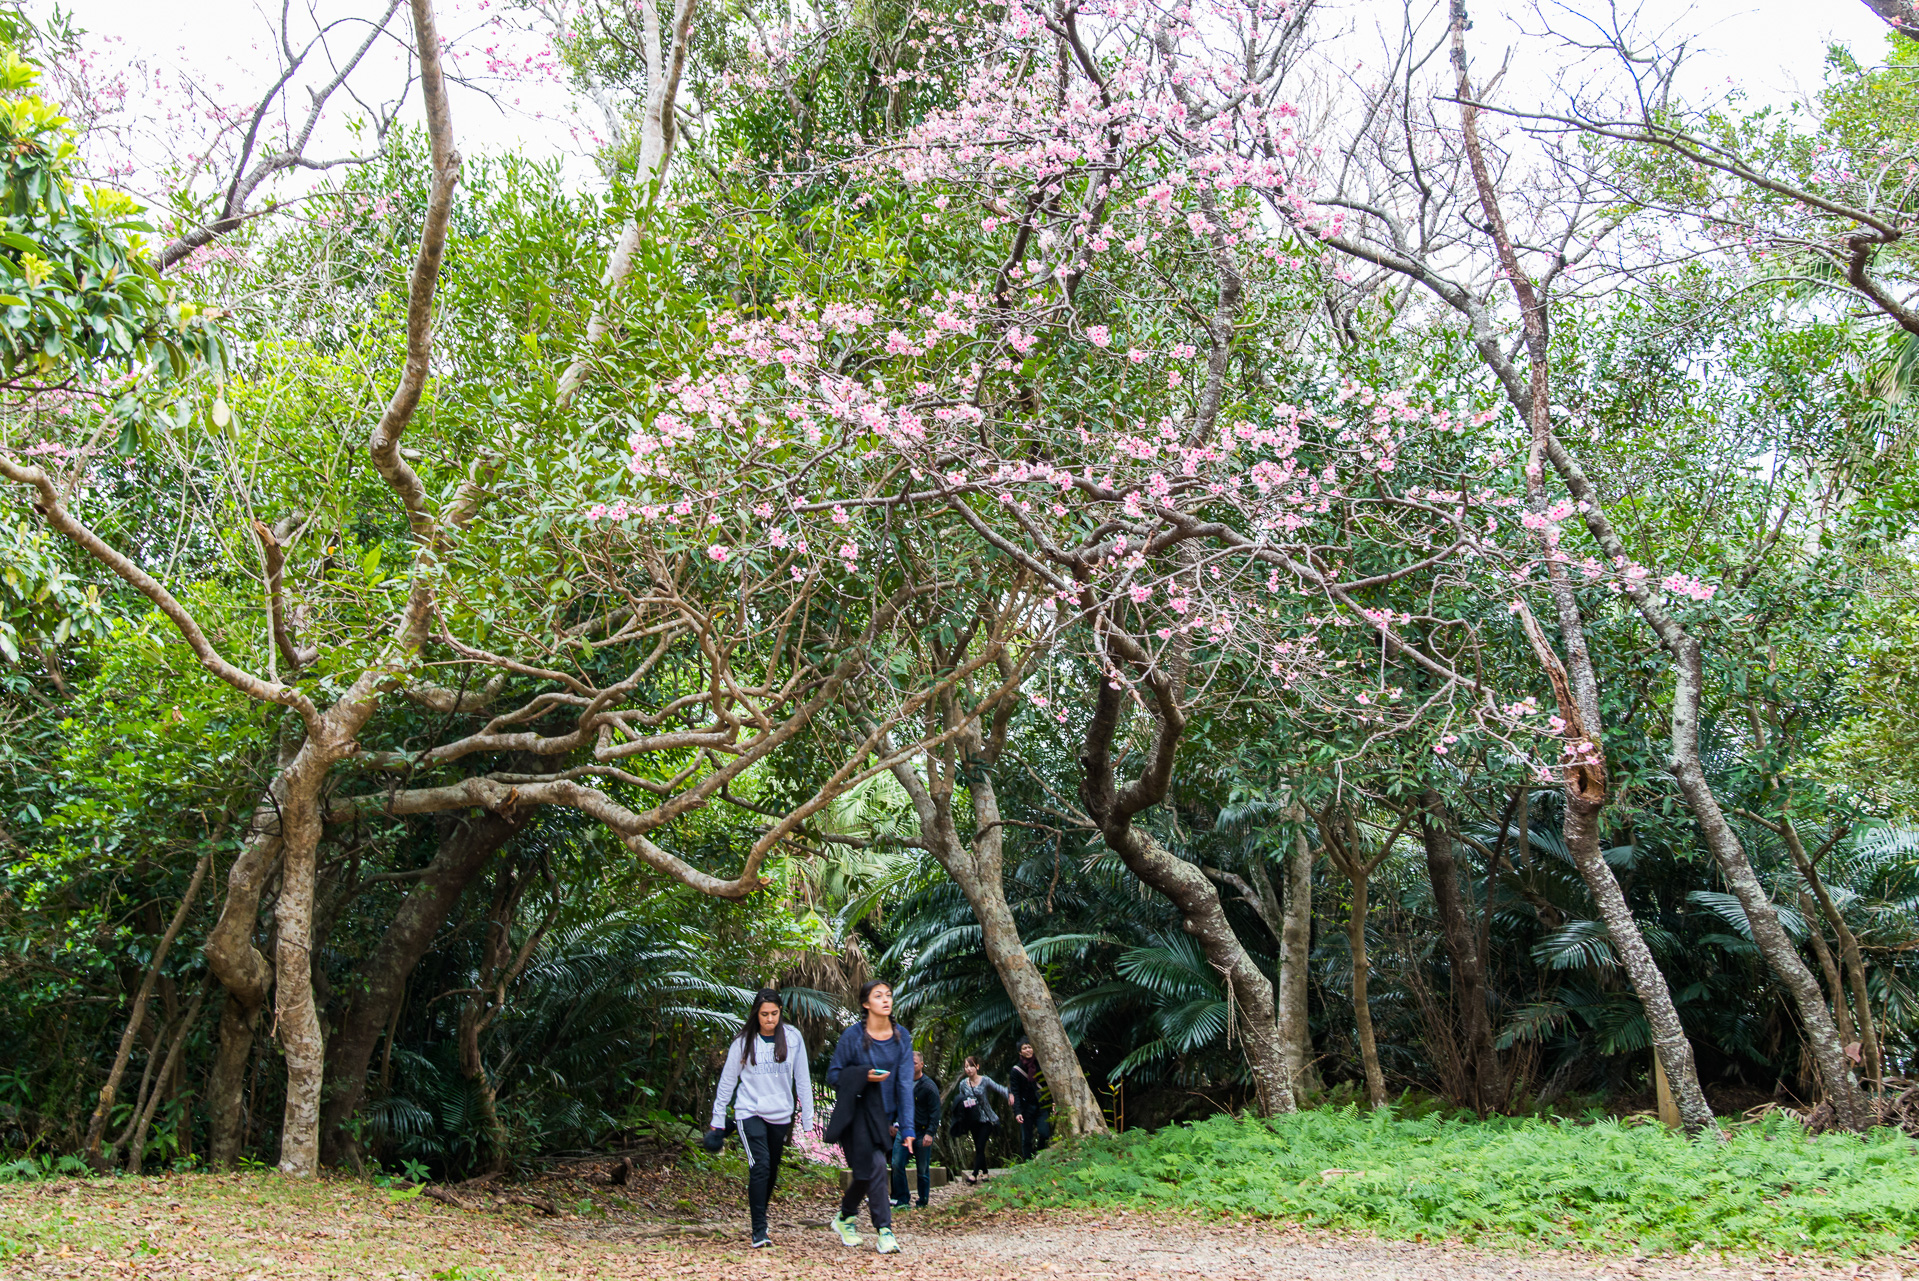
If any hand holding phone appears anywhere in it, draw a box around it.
[867,1067,891,1082]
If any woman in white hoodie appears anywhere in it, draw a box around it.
[708,989,815,1248]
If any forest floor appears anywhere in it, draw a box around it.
[0,1158,1912,1281]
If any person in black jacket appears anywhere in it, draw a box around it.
[823,981,914,1254]
[890,1052,941,1209]
[1008,1040,1050,1161]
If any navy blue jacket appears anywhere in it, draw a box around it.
[825,1021,916,1141]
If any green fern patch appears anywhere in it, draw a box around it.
[984,1109,1919,1256]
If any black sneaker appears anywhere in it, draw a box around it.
[751,1234,772,1249]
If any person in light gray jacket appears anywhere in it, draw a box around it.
[949,1055,1012,1183]
[708,989,815,1247]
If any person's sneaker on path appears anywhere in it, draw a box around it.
[751,1234,772,1249]
[876,1227,900,1254]
[832,1213,863,1247]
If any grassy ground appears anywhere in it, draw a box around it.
[983,1108,1919,1256]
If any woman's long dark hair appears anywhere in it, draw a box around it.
[738,988,787,1066]
[858,980,896,1055]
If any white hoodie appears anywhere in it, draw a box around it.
[709,1024,815,1131]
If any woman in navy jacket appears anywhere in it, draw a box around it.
[823,980,914,1254]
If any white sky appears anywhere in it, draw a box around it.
[54,0,1898,197]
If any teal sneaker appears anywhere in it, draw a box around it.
[876,1227,900,1255]
[831,1214,863,1248]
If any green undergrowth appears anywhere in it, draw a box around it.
[984,1108,1919,1256]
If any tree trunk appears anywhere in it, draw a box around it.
[319,812,522,1166]
[85,852,209,1168]
[111,1014,167,1167]
[1345,872,1387,1109]
[124,979,210,1175]
[457,994,512,1175]
[461,869,518,1176]
[1517,433,1864,1126]
[925,767,1108,1137]
[204,805,286,1169]
[1800,893,1856,1045]
[1203,829,1319,1101]
[1114,827,1296,1115]
[1418,791,1500,1114]
[454,854,557,1174]
[207,993,262,1169]
[1780,821,1880,1088]
[1562,791,1716,1132]
[1442,3,1719,1132]
[1508,593,1719,1134]
[1079,632,1295,1116]
[274,777,330,1176]
[1277,825,1319,1099]
[1664,643,1865,1128]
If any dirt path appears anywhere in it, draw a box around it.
[0,1169,1902,1280]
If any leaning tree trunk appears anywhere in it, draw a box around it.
[1665,649,1865,1128]
[880,713,1108,1140]
[947,769,1108,1138]
[320,812,523,1167]
[84,852,209,1169]
[1779,818,1881,1090]
[1561,789,1716,1130]
[1114,827,1297,1116]
[1418,791,1501,1114]
[1343,870,1387,1109]
[1512,596,1719,1135]
[457,993,513,1175]
[1547,425,1868,1130]
[1800,894,1856,1046]
[1079,640,1295,1117]
[124,979,209,1175]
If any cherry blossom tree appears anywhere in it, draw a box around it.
[602,0,1677,1115]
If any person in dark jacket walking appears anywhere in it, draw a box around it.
[824,981,914,1255]
[1008,1040,1050,1161]
[890,1052,940,1209]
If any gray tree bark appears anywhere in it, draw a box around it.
[1079,650,1295,1117]
[273,772,331,1176]
[874,687,1109,1141]
[1344,870,1386,1108]
[1799,892,1856,1046]
[1446,2,1720,1134]
[1784,827,1880,1087]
